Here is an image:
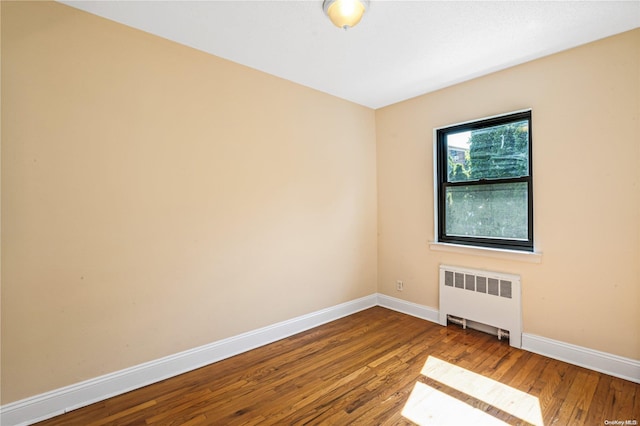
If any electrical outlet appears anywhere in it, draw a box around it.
[396,280,403,291]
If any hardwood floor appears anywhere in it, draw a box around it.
[36,307,639,425]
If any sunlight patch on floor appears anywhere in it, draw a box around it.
[402,381,509,425]
[402,356,544,426]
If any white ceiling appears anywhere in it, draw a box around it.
[61,0,640,109]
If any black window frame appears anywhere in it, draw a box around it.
[436,110,534,252]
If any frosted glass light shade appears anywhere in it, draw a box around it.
[323,0,369,30]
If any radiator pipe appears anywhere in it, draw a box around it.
[447,314,467,329]
[448,315,511,342]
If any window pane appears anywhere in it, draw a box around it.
[447,120,529,183]
[445,182,528,240]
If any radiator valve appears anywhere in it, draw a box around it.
[497,328,510,341]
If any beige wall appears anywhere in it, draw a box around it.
[377,29,640,360]
[1,2,377,403]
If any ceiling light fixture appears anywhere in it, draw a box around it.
[323,0,369,30]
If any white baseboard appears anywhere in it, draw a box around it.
[2,293,638,426]
[0,294,377,426]
[522,333,640,384]
[376,294,440,323]
[378,294,639,384]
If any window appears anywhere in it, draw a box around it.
[436,110,533,251]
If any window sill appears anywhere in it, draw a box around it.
[428,242,542,264]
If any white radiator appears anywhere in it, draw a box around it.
[439,264,522,348]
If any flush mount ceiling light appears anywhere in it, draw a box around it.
[323,0,369,30]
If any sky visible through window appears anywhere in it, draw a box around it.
[447,131,471,149]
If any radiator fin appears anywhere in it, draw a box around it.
[500,280,512,299]
[465,274,475,291]
[455,272,464,289]
[477,276,487,293]
[445,271,453,287]
[488,278,499,296]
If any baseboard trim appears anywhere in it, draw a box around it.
[377,295,639,384]
[3,294,638,425]
[0,294,377,426]
[376,294,440,323]
[522,333,640,384]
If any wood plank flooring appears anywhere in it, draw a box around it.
[35,307,639,425]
